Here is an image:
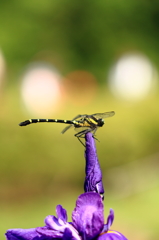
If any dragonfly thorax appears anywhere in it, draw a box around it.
[97,119,104,127]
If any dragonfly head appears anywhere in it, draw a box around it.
[98,118,104,127]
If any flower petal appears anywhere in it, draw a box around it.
[84,133,104,198]
[56,205,68,222]
[62,228,72,240]
[5,228,42,240]
[45,215,60,230]
[102,209,114,233]
[72,192,104,240]
[106,209,114,229]
[97,230,128,240]
[45,215,68,234]
[36,226,63,238]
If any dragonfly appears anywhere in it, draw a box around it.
[19,111,115,145]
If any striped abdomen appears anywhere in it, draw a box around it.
[19,119,75,126]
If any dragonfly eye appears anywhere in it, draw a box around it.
[98,119,104,127]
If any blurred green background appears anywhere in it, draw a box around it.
[1,1,159,239]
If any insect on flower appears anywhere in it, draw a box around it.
[19,111,115,145]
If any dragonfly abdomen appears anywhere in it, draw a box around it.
[19,119,75,126]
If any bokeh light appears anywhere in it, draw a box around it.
[108,53,158,101]
[21,63,62,115]
[63,70,98,106]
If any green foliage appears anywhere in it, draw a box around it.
[0,1,159,80]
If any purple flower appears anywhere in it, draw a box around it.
[5,192,127,240]
[5,132,128,240]
[84,133,104,199]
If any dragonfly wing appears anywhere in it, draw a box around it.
[75,127,93,137]
[74,126,97,135]
[71,114,87,121]
[74,126,90,133]
[61,124,74,134]
[71,114,82,120]
[93,111,115,119]
[61,113,88,134]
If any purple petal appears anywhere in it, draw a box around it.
[84,132,104,198]
[44,215,67,232]
[72,192,104,240]
[36,226,63,238]
[62,227,80,240]
[97,230,128,240]
[62,228,72,240]
[45,215,60,230]
[40,216,80,240]
[56,205,68,222]
[44,205,67,230]
[106,209,114,229]
[5,228,43,240]
[37,224,80,240]
[102,209,114,232]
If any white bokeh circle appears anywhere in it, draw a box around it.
[108,54,157,101]
[21,63,62,115]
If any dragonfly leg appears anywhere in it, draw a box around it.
[74,129,90,147]
[75,129,91,138]
[91,128,100,142]
[74,128,94,146]
[74,127,101,146]
[93,135,100,142]
[77,137,86,147]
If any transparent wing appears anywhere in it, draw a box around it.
[71,114,83,120]
[61,124,74,134]
[71,112,115,120]
[61,111,115,134]
[61,114,86,134]
[75,126,98,138]
[92,111,115,119]
[70,114,87,121]
[74,126,92,133]
[62,124,95,135]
